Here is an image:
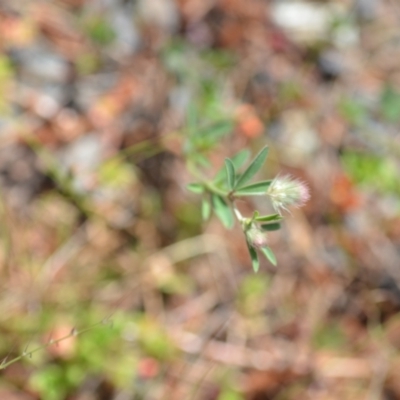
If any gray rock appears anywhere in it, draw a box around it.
[136,0,179,32]
[11,44,69,83]
[271,1,333,43]
[59,133,103,192]
[0,144,45,209]
[318,50,345,81]
[354,0,379,21]
[169,86,192,116]
[109,7,141,57]
[75,73,118,110]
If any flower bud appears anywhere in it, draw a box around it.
[246,225,268,249]
[267,175,310,214]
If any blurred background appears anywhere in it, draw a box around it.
[0,0,400,399]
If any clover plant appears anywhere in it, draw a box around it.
[188,146,309,272]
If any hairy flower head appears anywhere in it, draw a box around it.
[267,175,310,214]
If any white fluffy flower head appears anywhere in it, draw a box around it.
[267,175,310,214]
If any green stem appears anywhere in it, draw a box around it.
[203,181,228,197]
[187,162,228,197]
[232,204,244,223]
[0,320,110,370]
[187,162,248,226]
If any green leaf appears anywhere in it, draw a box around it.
[235,146,269,189]
[202,120,233,139]
[338,97,366,127]
[187,103,198,135]
[214,149,251,183]
[186,150,211,167]
[192,121,234,152]
[0,56,14,82]
[260,223,281,231]
[211,194,234,229]
[341,150,399,195]
[225,158,236,190]
[255,213,281,222]
[261,247,277,266]
[202,197,211,221]
[86,17,116,45]
[186,183,204,194]
[234,180,272,196]
[380,85,400,122]
[232,149,251,168]
[247,242,259,273]
[194,154,211,167]
[217,389,244,400]
[98,158,135,188]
